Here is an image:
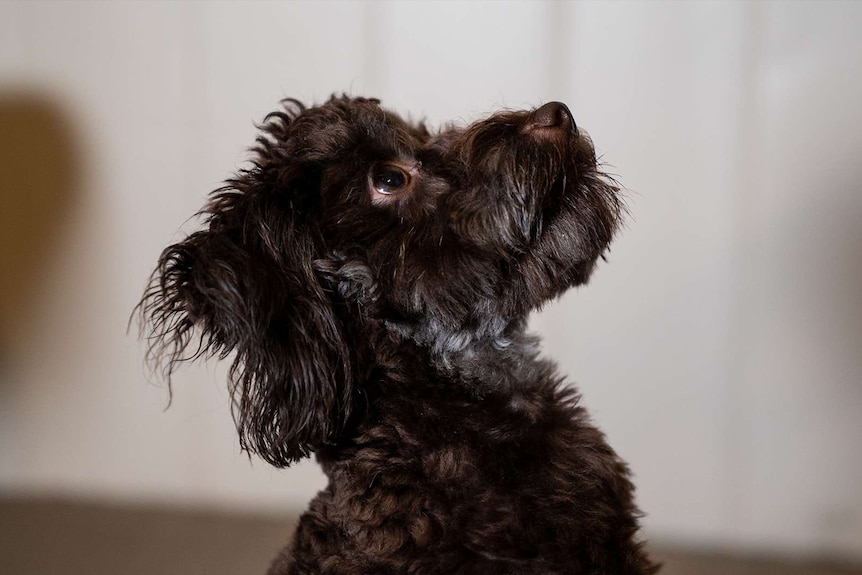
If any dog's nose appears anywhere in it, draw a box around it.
[527,102,577,135]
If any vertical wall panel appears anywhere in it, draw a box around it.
[367,0,553,125]
[0,0,206,499]
[533,1,752,543]
[732,1,862,556]
[191,0,370,507]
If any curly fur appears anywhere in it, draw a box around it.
[138,95,658,574]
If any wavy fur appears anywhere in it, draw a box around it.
[137,96,657,574]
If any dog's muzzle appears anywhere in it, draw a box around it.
[524,101,578,136]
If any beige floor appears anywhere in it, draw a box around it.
[1,498,859,575]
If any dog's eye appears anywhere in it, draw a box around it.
[371,165,412,196]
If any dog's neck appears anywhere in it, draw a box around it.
[379,313,545,395]
[321,254,546,394]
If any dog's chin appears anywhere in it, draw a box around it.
[509,163,619,307]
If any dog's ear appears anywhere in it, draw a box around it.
[138,113,353,468]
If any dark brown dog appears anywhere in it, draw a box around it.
[139,96,657,574]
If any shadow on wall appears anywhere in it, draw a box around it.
[0,94,80,361]
[799,169,862,383]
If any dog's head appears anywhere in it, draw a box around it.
[139,96,621,466]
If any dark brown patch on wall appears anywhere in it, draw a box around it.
[0,94,79,351]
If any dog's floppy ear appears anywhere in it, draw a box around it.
[138,109,353,468]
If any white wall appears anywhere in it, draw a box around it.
[1,0,860,560]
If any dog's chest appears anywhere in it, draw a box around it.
[287,366,648,574]
[316,387,584,556]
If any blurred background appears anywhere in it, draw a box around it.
[1,1,861,574]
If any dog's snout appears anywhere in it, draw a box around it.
[527,102,577,135]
